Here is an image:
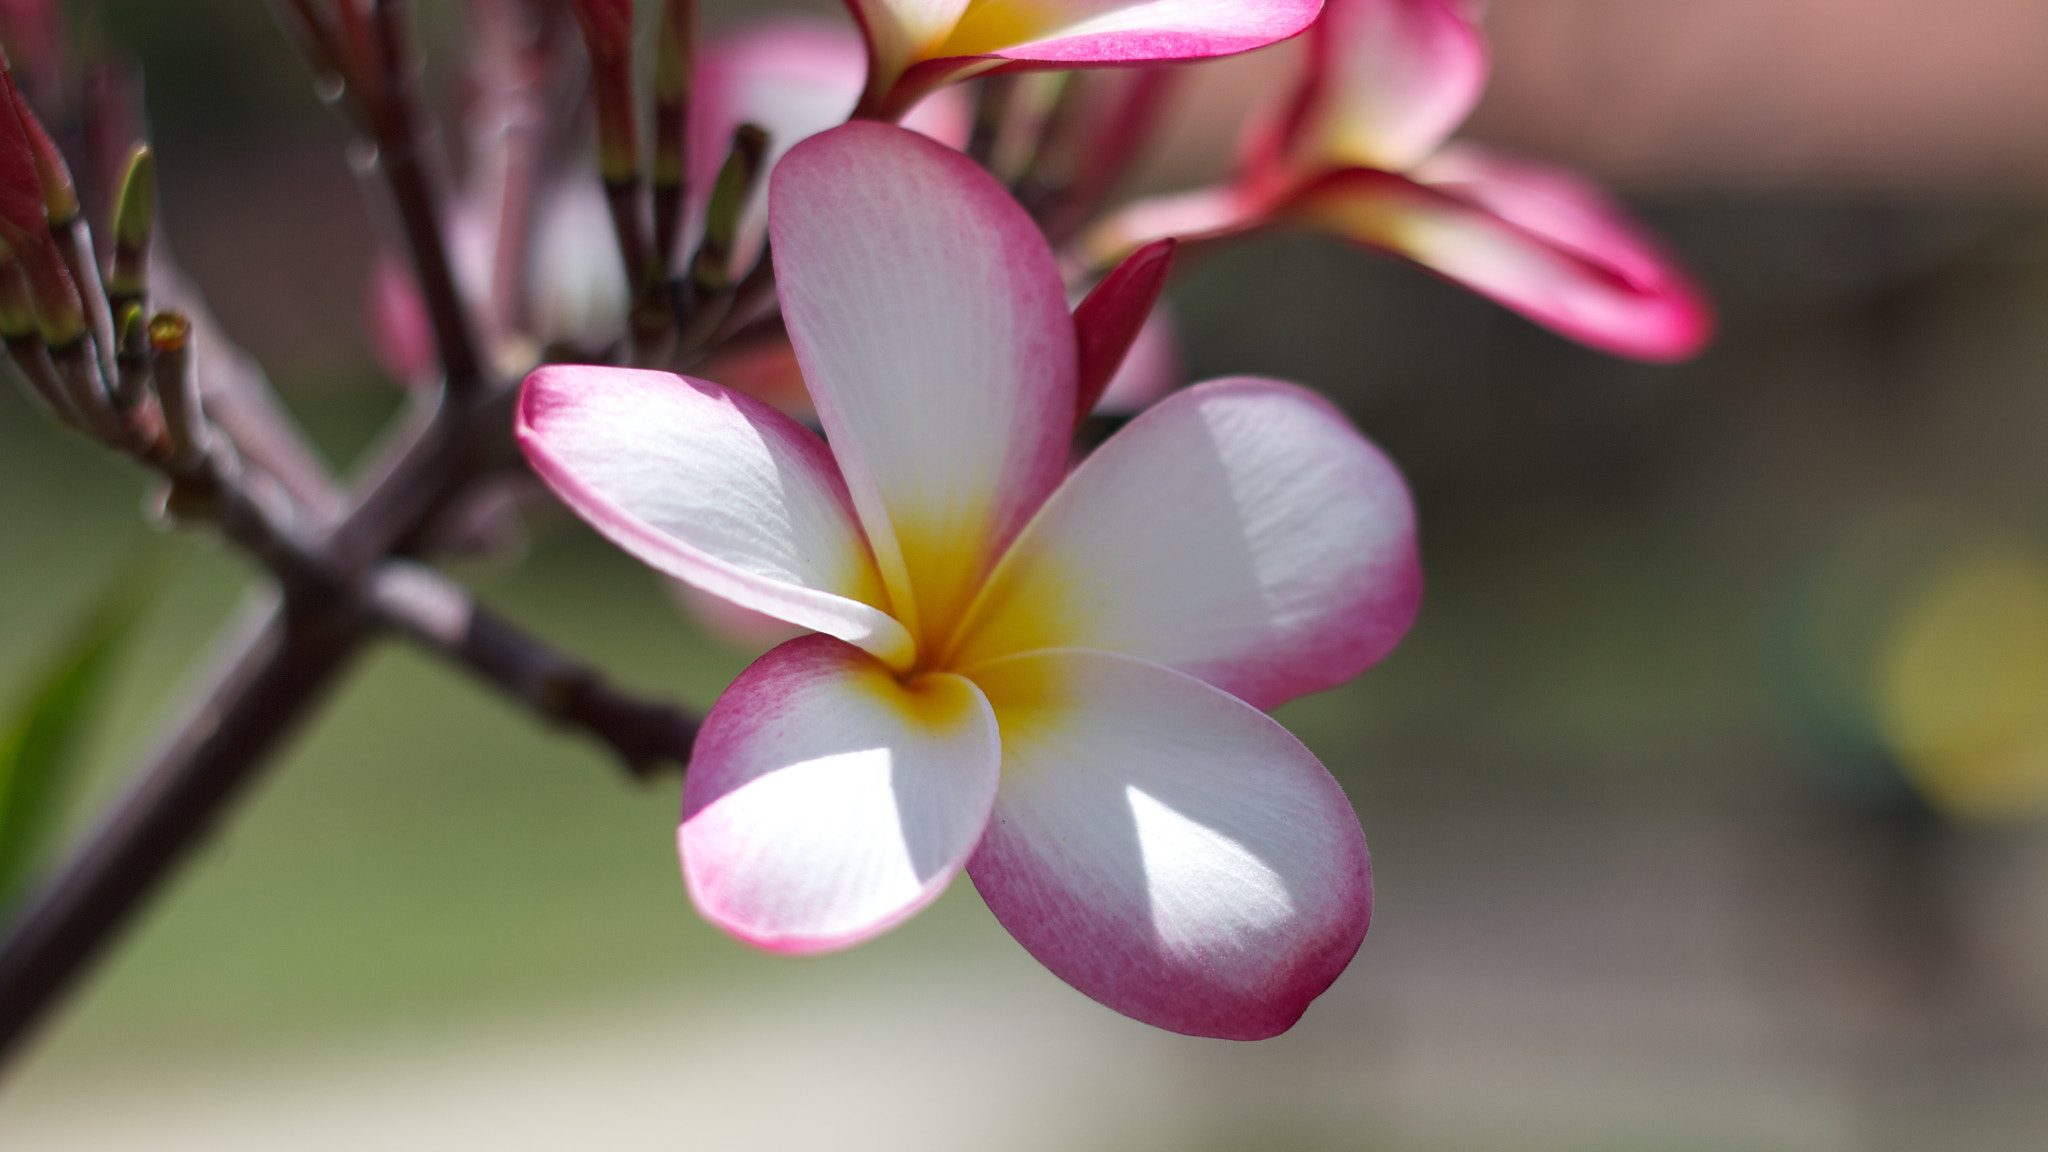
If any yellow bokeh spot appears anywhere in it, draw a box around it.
[1880,543,2048,822]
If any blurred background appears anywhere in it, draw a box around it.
[4,0,2048,1148]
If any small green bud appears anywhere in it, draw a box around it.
[692,123,768,292]
[108,145,156,304]
[114,146,155,254]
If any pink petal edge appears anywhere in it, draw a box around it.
[992,0,1325,65]
[682,634,1002,954]
[769,122,1077,641]
[950,377,1423,711]
[1093,301,1183,416]
[1073,238,1177,424]
[966,647,1373,1040]
[1285,166,1714,362]
[516,364,915,666]
[1274,0,1488,173]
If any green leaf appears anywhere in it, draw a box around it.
[0,545,173,904]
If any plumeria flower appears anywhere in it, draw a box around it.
[846,0,1325,120]
[518,122,1419,1039]
[669,277,1179,658]
[1090,0,1713,362]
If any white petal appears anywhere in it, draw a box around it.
[949,378,1421,708]
[770,122,1076,649]
[682,636,1002,953]
[965,648,1372,1039]
[518,365,914,668]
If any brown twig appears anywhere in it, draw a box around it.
[651,0,696,276]
[371,562,697,778]
[370,0,487,401]
[1031,68,1178,247]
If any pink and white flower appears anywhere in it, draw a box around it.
[845,0,1326,120]
[1091,0,1714,362]
[517,122,1419,1039]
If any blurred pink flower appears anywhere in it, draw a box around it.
[846,0,1326,119]
[684,20,970,279]
[0,0,61,97]
[518,122,1420,1038]
[365,253,438,389]
[1093,0,1714,362]
[526,178,630,350]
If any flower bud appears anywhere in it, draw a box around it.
[691,123,767,293]
[108,144,155,309]
[0,50,76,224]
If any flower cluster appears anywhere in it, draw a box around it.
[510,0,1713,1039]
[1089,0,1713,361]
[0,0,1715,1044]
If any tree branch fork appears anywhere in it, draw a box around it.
[0,0,711,1071]
[0,0,1154,1078]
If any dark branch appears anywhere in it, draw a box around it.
[371,562,696,778]
[371,0,488,401]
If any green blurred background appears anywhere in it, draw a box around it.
[4,0,2048,1148]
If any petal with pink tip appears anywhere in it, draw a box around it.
[949,378,1420,710]
[517,364,915,668]
[689,21,970,273]
[1079,185,1263,268]
[966,648,1371,1040]
[935,0,1325,65]
[1283,165,1714,362]
[1280,0,1486,173]
[682,635,1001,953]
[1412,142,1715,333]
[1073,238,1176,423]
[771,122,1076,649]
